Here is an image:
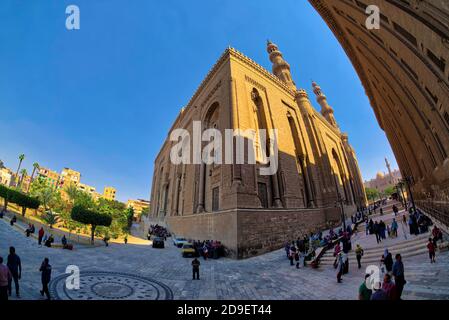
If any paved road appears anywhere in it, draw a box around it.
[1,217,448,300]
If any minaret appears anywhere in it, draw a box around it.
[312,81,339,129]
[385,157,393,184]
[266,40,296,90]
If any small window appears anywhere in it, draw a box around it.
[212,187,219,212]
[427,49,446,72]
[393,22,417,47]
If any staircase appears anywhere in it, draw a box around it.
[320,231,430,266]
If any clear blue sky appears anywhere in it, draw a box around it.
[0,0,398,202]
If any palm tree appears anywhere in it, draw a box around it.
[14,154,25,186]
[27,162,40,193]
[19,169,28,189]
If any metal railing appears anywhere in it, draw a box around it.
[416,199,449,228]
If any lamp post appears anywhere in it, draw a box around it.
[333,176,347,231]
[403,176,416,213]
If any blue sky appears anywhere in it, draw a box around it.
[0,0,398,202]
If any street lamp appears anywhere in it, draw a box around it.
[403,176,417,213]
[333,176,347,231]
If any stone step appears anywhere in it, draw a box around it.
[320,247,429,265]
[320,241,428,262]
[322,232,430,256]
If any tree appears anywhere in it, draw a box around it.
[383,185,396,197]
[71,205,112,244]
[42,210,59,228]
[14,154,25,186]
[18,169,27,188]
[27,162,40,193]
[0,184,11,212]
[8,189,40,216]
[365,187,380,202]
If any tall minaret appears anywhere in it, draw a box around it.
[266,40,296,90]
[312,81,339,129]
[385,157,393,184]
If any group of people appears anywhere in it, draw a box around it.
[25,223,36,237]
[148,224,170,239]
[192,240,225,260]
[0,246,52,300]
[366,219,391,244]
[407,208,432,235]
[358,253,406,300]
[284,240,308,269]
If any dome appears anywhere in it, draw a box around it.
[376,171,385,179]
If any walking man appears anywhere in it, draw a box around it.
[192,258,200,280]
[7,246,21,298]
[392,254,406,300]
[355,244,364,269]
[39,258,52,300]
[427,238,436,263]
[0,256,12,300]
[38,227,44,246]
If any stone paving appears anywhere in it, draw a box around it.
[1,216,448,300]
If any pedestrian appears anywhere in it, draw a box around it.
[7,246,21,298]
[124,235,128,244]
[284,241,290,258]
[288,243,296,266]
[370,281,388,300]
[365,220,369,236]
[39,258,52,300]
[336,252,344,283]
[191,258,200,280]
[38,227,44,246]
[381,248,393,273]
[61,235,68,248]
[358,274,372,300]
[294,248,300,269]
[382,273,398,300]
[391,219,398,237]
[427,238,436,263]
[355,244,364,269]
[0,256,12,301]
[392,205,399,216]
[374,222,381,244]
[392,254,406,299]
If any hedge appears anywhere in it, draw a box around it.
[71,205,112,243]
[0,185,40,215]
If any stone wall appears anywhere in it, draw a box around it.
[166,210,239,257]
[236,207,340,259]
[166,207,341,259]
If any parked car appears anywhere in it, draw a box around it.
[152,237,165,249]
[173,237,188,248]
[181,243,196,258]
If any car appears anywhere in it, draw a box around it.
[181,243,196,258]
[152,237,165,249]
[173,237,188,248]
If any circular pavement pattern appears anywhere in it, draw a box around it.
[49,271,173,300]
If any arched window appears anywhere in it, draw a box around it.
[251,88,270,161]
[287,112,312,207]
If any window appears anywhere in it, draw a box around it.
[444,112,449,127]
[355,0,367,10]
[427,49,446,72]
[212,187,219,212]
[425,87,439,104]
[393,22,417,47]
[258,183,268,208]
[401,59,418,80]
